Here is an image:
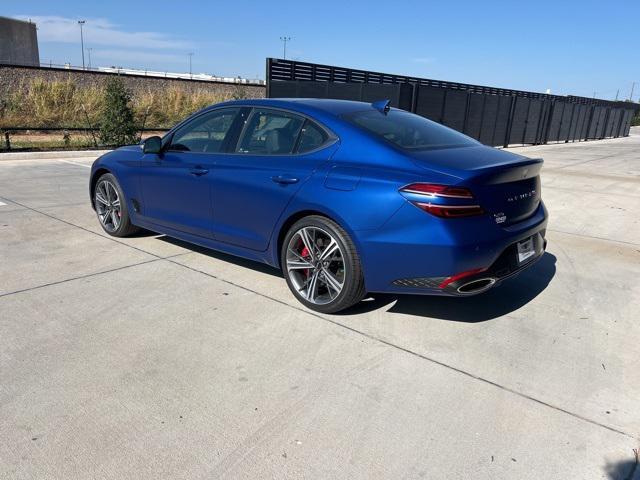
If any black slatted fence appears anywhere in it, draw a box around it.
[266,58,638,147]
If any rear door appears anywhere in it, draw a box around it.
[212,108,337,251]
[137,107,240,238]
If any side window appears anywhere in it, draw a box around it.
[238,109,304,155]
[296,121,328,153]
[169,108,239,153]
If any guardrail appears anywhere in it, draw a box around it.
[266,58,639,147]
[0,127,169,152]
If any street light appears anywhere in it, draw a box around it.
[188,52,194,78]
[78,20,86,69]
[279,36,291,60]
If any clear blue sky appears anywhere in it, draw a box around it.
[10,0,640,100]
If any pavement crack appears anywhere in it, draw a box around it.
[3,176,638,444]
[548,228,640,247]
[0,258,161,298]
[2,196,165,258]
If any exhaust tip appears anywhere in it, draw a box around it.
[457,277,496,294]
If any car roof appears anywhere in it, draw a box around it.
[211,97,378,117]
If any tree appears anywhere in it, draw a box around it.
[98,77,138,146]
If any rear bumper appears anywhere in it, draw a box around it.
[392,232,546,296]
[357,200,549,295]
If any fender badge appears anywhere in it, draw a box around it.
[494,213,507,224]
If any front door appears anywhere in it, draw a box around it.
[138,107,240,238]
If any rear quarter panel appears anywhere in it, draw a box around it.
[267,140,461,269]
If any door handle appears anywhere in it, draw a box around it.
[190,167,209,176]
[271,175,299,184]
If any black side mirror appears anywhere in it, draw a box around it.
[142,136,162,154]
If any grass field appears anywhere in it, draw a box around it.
[0,77,249,151]
[0,78,249,131]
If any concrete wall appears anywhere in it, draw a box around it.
[0,64,266,100]
[0,17,39,66]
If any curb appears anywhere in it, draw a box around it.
[0,150,112,161]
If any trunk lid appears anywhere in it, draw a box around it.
[407,146,543,225]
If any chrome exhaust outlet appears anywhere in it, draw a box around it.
[457,277,496,294]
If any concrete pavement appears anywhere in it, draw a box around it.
[1,132,639,479]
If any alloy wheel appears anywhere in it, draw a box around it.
[95,180,122,233]
[285,226,346,305]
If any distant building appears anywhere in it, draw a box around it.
[0,16,40,66]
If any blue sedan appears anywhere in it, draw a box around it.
[90,98,548,313]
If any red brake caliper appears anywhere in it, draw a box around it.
[300,245,311,278]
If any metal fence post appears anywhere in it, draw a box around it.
[565,104,574,142]
[410,83,418,114]
[462,91,471,134]
[265,58,271,98]
[601,108,611,139]
[543,101,555,144]
[522,98,532,145]
[503,96,516,148]
[584,106,595,141]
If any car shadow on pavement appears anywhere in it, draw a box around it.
[342,253,557,322]
[604,453,638,480]
[158,235,284,278]
[156,234,555,322]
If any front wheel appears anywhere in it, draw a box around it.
[281,216,365,313]
[94,173,139,237]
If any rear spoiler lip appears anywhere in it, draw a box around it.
[470,157,544,185]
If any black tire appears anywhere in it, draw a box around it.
[94,173,139,237]
[281,215,365,313]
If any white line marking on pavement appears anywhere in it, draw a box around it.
[56,159,91,168]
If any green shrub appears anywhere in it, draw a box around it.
[98,78,138,146]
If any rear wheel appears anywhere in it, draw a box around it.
[94,173,139,237]
[281,216,365,313]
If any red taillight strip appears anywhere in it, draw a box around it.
[401,188,472,199]
[414,202,484,218]
[439,267,487,289]
[400,183,474,199]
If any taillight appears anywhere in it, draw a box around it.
[414,203,484,218]
[401,183,474,199]
[399,183,484,218]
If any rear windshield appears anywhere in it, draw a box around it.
[343,109,479,151]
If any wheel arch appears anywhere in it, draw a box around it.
[90,167,111,209]
[273,208,365,278]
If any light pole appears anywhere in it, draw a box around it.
[279,36,291,60]
[87,48,92,70]
[188,52,193,78]
[630,82,636,102]
[78,20,86,69]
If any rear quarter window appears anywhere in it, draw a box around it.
[296,121,328,154]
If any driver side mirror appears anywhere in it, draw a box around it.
[142,136,162,154]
